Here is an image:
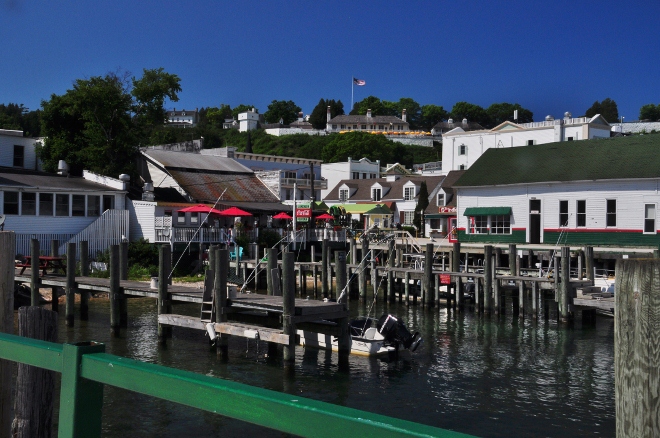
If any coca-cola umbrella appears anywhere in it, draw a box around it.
[218,206,252,217]
[315,213,334,220]
[179,204,224,214]
[273,212,293,220]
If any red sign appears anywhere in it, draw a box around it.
[439,206,457,213]
[439,274,452,285]
[296,209,311,217]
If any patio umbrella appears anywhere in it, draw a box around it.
[273,212,293,220]
[315,213,334,220]
[219,206,252,217]
[179,204,224,214]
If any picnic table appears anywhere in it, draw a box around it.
[16,255,66,276]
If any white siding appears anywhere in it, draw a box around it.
[128,200,157,242]
[0,133,39,169]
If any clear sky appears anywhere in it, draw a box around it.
[1,0,658,123]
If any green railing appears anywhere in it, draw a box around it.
[0,332,476,438]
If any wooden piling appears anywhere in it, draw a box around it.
[109,245,121,337]
[483,245,492,314]
[387,240,395,303]
[267,247,277,296]
[518,280,524,318]
[424,243,434,307]
[282,252,296,365]
[559,246,571,323]
[532,281,538,319]
[80,240,89,320]
[509,244,517,275]
[157,244,171,343]
[30,238,40,306]
[452,242,460,274]
[359,239,368,302]
[404,271,410,305]
[456,275,463,311]
[585,246,594,284]
[0,231,15,436]
[65,242,76,327]
[335,251,347,304]
[119,241,128,326]
[335,250,350,364]
[215,248,229,358]
[615,259,660,437]
[321,239,328,298]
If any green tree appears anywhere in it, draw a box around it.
[392,97,422,129]
[350,96,385,115]
[309,99,344,129]
[231,104,257,120]
[639,104,659,121]
[450,102,491,127]
[0,103,41,136]
[264,100,301,125]
[413,181,429,234]
[486,102,534,127]
[584,98,618,123]
[39,68,181,177]
[205,104,233,128]
[420,104,448,131]
[321,131,396,163]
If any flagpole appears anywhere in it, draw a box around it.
[351,76,354,113]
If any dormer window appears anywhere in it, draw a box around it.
[437,193,444,206]
[339,189,349,202]
[371,188,382,201]
[403,186,416,201]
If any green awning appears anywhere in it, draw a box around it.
[425,213,445,219]
[463,207,512,216]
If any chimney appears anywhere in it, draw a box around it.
[402,109,407,123]
[327,106,331,123]
[462,118,468,125]
[367,108,372,118]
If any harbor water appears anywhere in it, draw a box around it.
[51,295,615,437]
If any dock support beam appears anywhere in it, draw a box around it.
[0,231,15,437]
[109,245,121,337]
[335,250,350,368]
[585,246,594,284]
[484,245,492,314]
[359,239,368,303]
[119,241,128,326]
[65,242,76,327]
[321,239,328,299]
[387,239,395,303]
[157,244,171,344]
[509,244,517,276]
[559,246,571,323]
[215,247,229,359]
[80,240,89,320]
[30,238,40,306]
[424,243,434,308]
[267,247,277,296]
[282,252,296,367]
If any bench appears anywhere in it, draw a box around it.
[229,246,243,261]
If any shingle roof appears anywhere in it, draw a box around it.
[0,167,122,192]
[324,175,445,201]
[454,135,660,187]
[328,115,408,125]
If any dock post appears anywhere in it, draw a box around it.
[335,251,347,305]
[30,238,40,306]
[456,275,462,311]
[0,232,15,437]
[267,247,277,296]
[119,241,128,326]
[404,271,410,305]
[349,237,356,265]
[215,247,229,359]
[509,244,517,276]
[532,281,538,319]
[484,245,492,314]
[50,239,61,302]
[493,270,500,316]
[79,240,89,320]
[435,272,440,306]
[321,238,328,298]
[335,250,350,369]
[559,246,571,323]
[475,277,481,311]
[109,245,121,337]
[577,249,584,280]
[451,242,460,273]
[282,252,296,366]
[424,243,434,307]
[585,246,594,284]
[311,245,318,298]
[157,244,171,344]
[65,242,76,327]
[359,239,368,303]
[494,247,502,274]
[518,280,525,319]
[387,239,395,303]
[614,259,660,437]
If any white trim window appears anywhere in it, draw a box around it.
[177,211,186,224]
[437,193,444,206]
[339,189,348,202]
[403,211,415,225]
[403,186,415,201]
[459,144,466,155]
[371,188,382,201]
[491,215,511,234]
[559,200,568,227]
[606,199,616,227]
[644,204,656,234]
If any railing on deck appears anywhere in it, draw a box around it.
[0,332,471,438]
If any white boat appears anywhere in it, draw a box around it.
[298,314,422,357]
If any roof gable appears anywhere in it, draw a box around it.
[491,121,523,131]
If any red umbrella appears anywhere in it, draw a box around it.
[219,206,252,217]
[273,212,293,219]
[315,213,334,220]
[179,204,223,214]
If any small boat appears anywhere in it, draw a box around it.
[298,313,422,357]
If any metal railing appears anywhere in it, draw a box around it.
[0,332,473,438]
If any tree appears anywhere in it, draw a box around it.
[420,104,448,131]
[450,102,491,127]
[413,181,429,235]
[321,131,396,164]
[350,96,385,115]
[392,98,422,129]
[39,68,181,178]
[0,103,41,136]
[264,100,301,125]
[486,102,534,127]
[205,104,233,128]
[584,98,618,123]
[308,99,344,129]
[639,104,659,121]
[231,104,257,120]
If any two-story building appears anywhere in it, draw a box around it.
[442,113,611,173]
[325,107,410,134]
[0,129,40,170]
[320,157,380,199]
[166,108,199,128]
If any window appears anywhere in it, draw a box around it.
[362,173,367,179]
[13,145,24,167]
[403,186,415,200]
[21,192,36,215]
[353,125,357,129]
[332,125,337,129]
[339,189,349,202]
[361,125,366,130]
[437,193,444,206]
[103,195,114,212]
[559,200,568,227]
[567,137,574,141]
[371,188,382,201]
[379,125,384,130]
[72,195,85,216]
[459,164,465,170]
[39,193,53,216]
[577,200,586,227]
[177,211,186,224]
[87,195,100,217]
[491,215,511,234]
[340,125,345,129]
[644,204,656,234]
[3,191,18,215]
[352,172,359,179]
[371,173,376,178]
[190,213,199,225]
[606,199,616,227]
[284,171,296,179]
[527,140,535,146]
[459,145,466,155]
[472,216,488,234]
[403,211,415,225]
[56,194,69,216]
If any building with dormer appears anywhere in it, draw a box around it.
[166,108,199,128]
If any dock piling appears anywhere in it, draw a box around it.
[65,242,76,326]
[80,240,89,320]
[359,239,368,303]
[119,241,128,326]
[424,243,434,308]
[282,252,296,366]
[30,238,40,306]
[157,244,171,343]
[215,247,229,359]
[387,240,395,303]
[109,245,121,337]
[0,231,15,436]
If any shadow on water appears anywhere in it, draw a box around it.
[50,292,614,438]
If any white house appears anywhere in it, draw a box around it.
[238,109,260,132]
[321,157,380,199]
[0,129,40,170]
[442,113,611,173]
[452,135,660,247]
[166,108,199,128]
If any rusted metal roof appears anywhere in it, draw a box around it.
[168,170,280,204]
[143,149,253,173]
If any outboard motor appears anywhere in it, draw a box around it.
[376,314,422,352]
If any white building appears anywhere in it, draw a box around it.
[452,135,660,247]
[166,108,199,128]
[238,109,260,132]
[442,114,611,173]
[0,129,40,170]
[321,157,380,199]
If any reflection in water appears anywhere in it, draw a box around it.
[52,295,614,437]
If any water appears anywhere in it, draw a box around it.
[51,296,615,437]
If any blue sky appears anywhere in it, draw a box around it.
[1,0,658,123]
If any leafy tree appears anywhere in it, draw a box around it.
[0,103,41,136]
[231,104,257,120]
[350,96,385,115]
[413,181,429,234]
[39,68,181,178]
[450,102,491,127]
[205,104,233,128]
[392,97,422,129]
[309,99,345,129]
[584,98,618,123]
[639,104,659,121]
[321,131,396,164]
[486,102,534,127]
[420,104,448,131]
[264,100,301,125]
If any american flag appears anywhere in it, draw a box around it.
[353,77,366,86]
